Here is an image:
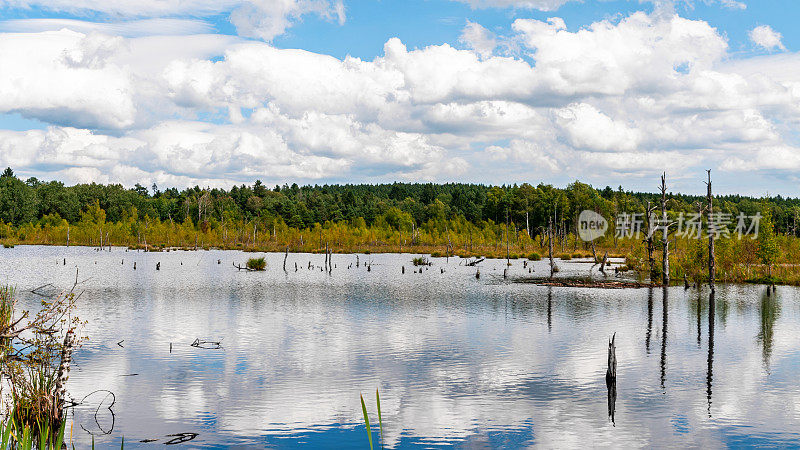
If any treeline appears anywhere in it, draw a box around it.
[2,167,800,236]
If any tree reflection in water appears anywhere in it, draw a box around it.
[757,287,781,372]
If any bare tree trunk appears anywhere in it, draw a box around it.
[660,172,670,285]
[644,201,656,282]
[505,209,510,266]
[525,205,530,242]
[548,216,555,279]
[706,170,715,291]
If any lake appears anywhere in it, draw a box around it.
[1,245,799,448]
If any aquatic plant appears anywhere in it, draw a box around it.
[0,285,15,332]
[527,252,541,261]
[0,285,84,448]
[412,256,431,266]
[246,257,266,271]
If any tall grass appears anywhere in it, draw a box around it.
[0,285,15,332]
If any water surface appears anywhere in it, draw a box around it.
[1,246,799,448]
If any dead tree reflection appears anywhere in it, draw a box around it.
[707,290,715,417]
[646,287,653,354]
[660,287,668,391]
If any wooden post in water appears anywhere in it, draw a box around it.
[283,246,288,272]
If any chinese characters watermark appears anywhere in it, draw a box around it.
[578,210,762,242]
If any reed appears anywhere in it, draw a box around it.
[360,389,384,450]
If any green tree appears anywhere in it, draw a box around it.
[757,202,779,278]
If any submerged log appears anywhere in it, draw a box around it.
[465,257,485,267]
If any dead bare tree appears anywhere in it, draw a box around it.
[643,201,658,282]
[659,173,675,285]
[705,170,716,291]
[548,216,555,279]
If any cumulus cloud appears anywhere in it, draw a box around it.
[555,103,641,152]
[2,9,800,191]
[0,30,135,129]
[749,25,785,51]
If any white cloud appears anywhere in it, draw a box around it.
[2,10,800,191]
[0,0,344,41]
[459,20,496,59]
[0,30,136,129]
[717,0,746,9]
[749,25,785,51]
[555,103,641,152]
[0,18,214,37]
[453,0,574,10]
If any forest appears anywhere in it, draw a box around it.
[0,167,798,284]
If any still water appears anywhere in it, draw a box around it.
[1,245,799,448]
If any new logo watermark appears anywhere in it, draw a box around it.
[577,210,762,242]
[578,210,608,242]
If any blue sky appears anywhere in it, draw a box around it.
[0,0,799,195]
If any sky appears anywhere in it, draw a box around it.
[0,0,799,195]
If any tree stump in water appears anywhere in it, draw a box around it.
[606,333,617,382]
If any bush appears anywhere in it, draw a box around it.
[246,257,266,271]
[527,252,541,261]
[571,252,584,259]
[558,253,572,261]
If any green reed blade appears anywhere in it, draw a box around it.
[376,389,383,449]
[360,394,373,450]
